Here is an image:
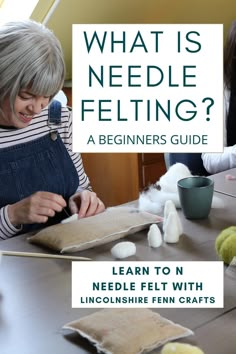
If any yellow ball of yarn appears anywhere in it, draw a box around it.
[215,226,236,264]
[161,342,204,354]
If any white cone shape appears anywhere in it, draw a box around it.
[147,224,162,248]
[164,212,180,243]
[163,200,183,235]
[163,200,176,231]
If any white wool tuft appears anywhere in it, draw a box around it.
[138,191,163,214]
[111,241,136,259]
[138,163,225,214]
[158,163,192,193]
[61,214,78,224]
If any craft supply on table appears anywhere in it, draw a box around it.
[161,342,204,354]
[0,250,91,261]
[147,224,162,248]
[63,308,193,354]
[139,163,224,215]
[138,163,192,213]
[163,199,177,222]
[163,199,183,235]
[164,212,181,243]
[215,226,236,264]
[111,241,136,259]
[28,206,161,253]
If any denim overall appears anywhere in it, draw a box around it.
[0,100,79,234]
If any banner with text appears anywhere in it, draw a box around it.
[72,261,224,308]
[72,24,223,153]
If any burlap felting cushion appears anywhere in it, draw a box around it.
[63,308,193,354]
[28,207,161,253]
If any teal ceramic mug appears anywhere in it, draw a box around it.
[177,176,214,219]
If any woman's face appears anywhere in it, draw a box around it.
[1,90,50,128]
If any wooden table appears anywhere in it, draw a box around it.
[0,190,236,354]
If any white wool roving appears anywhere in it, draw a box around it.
[158,163,192,193]
[147,224,162,248]
[139,187,181,213]
[61,214,78,224]
[138,163,192,213]
[111,241,136,259]
[138,188,163,214]
[164,212,181,243]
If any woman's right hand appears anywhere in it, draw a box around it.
[7,191,67,227]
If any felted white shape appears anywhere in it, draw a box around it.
[163,200,183,235]
[164,212,180,243]
[111,241,136,259]
[163,200,175,233]
[147,224,162,248]
[164,200,176,220]
[61,214,78,224]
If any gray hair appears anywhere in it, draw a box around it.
[0,20,65,115]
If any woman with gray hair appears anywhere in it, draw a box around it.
[0,20,105,239]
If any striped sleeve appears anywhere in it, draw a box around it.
[0,206,22,239]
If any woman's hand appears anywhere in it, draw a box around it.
[8,191,66,226]
[69,190,105,217]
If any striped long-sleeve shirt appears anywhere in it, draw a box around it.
[0,106,91,239]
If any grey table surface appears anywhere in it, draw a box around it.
[211,167,236,198]
[0,189,236,354]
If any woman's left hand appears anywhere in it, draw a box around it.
[69,190,105,217]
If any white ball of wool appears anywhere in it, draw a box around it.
[111,241,136,259]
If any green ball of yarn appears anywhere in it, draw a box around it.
[215,226,236,264]
[161,342,204,354]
